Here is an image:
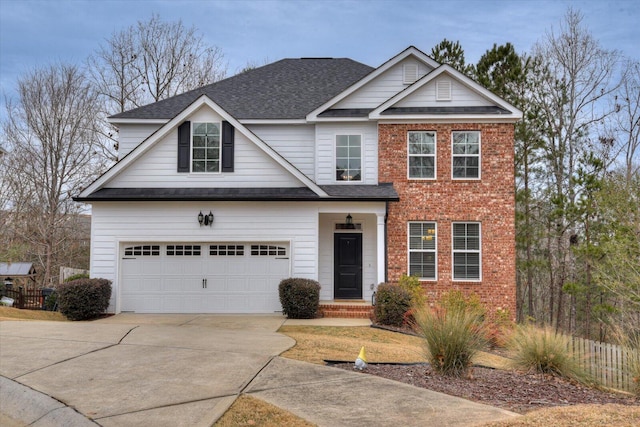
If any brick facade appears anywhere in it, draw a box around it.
[379,122,516,319]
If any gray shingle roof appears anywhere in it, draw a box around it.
[0,262,36,277]
[110,58,374,121]
[74,185,398,202]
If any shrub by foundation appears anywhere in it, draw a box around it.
[279,278,320,319]
[57,278,111,321]
[374,283,412,327]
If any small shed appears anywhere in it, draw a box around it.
[0,262,37,288]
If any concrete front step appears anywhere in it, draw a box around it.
[318,301,374,319]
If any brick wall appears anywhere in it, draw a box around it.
[379,122,516,319]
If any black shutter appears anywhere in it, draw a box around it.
[222,121,235,172]
[177,121,191,173]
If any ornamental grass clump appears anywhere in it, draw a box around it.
[414,292,488,377]
[507,324,591,384]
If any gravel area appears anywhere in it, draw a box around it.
[332,363,639,414]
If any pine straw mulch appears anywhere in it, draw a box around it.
[332,362,639,414]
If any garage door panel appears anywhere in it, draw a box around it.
[121,242,289,313]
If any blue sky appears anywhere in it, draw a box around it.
[0,0,638,110]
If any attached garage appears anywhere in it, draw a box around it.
[119,242,290,313]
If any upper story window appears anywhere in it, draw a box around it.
[408,131,436,179]
[336,135,361,181]
[452,131,480,179]
[192,122,220,173]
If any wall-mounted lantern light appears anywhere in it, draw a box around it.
[198,211,214,227]
[345,213,355,229]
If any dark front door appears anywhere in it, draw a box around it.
[334,233,362,299]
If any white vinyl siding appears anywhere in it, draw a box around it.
[315,122,378,185]
[395,78,495,108]
[91,201,386,312]
[452,131,481,179]
[452,222,481,281]
[116,123,163,159]
[247,124,316,179]
[91,201,320,312]
[333,58,433,109]
[408,222,437,280]
[407,131,436,179]
[108,108,304,188]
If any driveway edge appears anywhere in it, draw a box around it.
[0,376,98,426]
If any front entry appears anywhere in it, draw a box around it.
[334,233,363,299]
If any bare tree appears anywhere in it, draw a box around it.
[1,64,101,286]
[87,15,227,162]
[613,59,640,182]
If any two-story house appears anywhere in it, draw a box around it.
[75,46,521,317]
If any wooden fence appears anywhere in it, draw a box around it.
[2,287,54,310]
[570,336,637,393]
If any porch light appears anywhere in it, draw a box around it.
[345,213,355,229]
[198,211,214,227]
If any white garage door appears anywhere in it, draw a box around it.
[120,242,290,313]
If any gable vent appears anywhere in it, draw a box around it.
[403,64,419,84]
[436,79,452,101]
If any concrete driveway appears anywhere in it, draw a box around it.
[0,314,294,426]
[1,314,519,427]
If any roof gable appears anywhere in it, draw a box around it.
[79,96,328,198]
[369,65,523,121]
[306,46,439,121]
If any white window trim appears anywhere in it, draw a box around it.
[407,131,437,180]
[191,121,222,174]
[451,222,482,282]
[408,221,438,281]
[451,131,481,180]
[334,133,364,183]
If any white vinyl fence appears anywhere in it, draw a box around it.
[570,336,638,393]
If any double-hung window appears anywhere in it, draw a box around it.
[336,135,361,181]
[452,222,481,281]
[452,131,480,179]
[408,131,436,179]
[192,122,221,173]
[408,222,437,280]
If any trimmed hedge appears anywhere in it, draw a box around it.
[374,283,412,327]
[57,278,112,321]
[279,278,320,319]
